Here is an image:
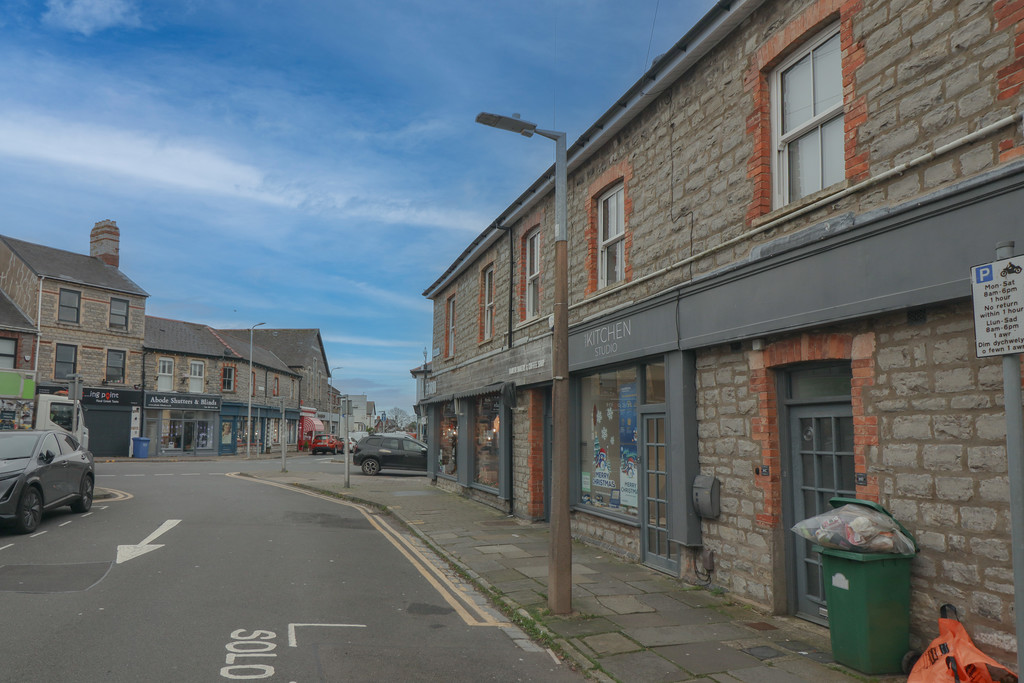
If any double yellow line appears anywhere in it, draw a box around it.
[229,473,508,628]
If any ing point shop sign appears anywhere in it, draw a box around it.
[972,257,1024,357]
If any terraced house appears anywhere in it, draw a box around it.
[420,0,1024,661]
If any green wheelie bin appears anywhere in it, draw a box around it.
[814,497,918,675]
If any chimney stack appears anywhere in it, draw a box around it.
[90,219,120,268]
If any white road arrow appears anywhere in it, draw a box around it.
[117,519,181,564]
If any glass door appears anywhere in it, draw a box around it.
[642,414,675,573]
[789,405,855,624]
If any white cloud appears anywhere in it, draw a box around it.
[43,0,141,36]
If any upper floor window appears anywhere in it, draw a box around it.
[273,376,279,397]
[189,360,204,394]
[58,289,81,323]
[106,349,125,383]
[222,366,235,392]
[55,343,76,379]
[773,25,843,206]
[445,295,456,357]
[0,338,15,369]
[158,357,173,392]
[109,298,129,329]
[525,229,540,319]
[599,184,625,288]
[482,266,495,341]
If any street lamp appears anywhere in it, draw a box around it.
[247,322,266,459]
[331,366,351,488]
[476,111,571,615]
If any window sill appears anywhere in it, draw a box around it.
[755,179,851,229]
[571,503,640,526]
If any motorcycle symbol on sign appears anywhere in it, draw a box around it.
[1000,261,1022,277]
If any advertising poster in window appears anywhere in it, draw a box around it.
[618,382,638,509]
[591,404,614,493]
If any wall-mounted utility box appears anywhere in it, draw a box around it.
[692,474,721,519]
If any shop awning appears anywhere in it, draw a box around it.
[300,416,325,434]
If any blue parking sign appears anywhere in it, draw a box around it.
[974,264,994,284]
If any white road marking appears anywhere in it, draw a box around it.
[116,519,181,564]
[0,543,13,551]
[30,531,47,538]
[287,623,365,647]
[59,521,73,527]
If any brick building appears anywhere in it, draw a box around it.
[421,0,1024,660]
[143,317,302,456]
[0,221,148,458]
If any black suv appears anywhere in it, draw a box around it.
[352,435,428,475]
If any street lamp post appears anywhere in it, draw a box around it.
[247,322,266,459]
[476,111,571,614]
[330,366,351,488]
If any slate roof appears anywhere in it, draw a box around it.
[145,316,296,375]
[1,235,148,297]
[0,290,34,332]
[221,328,330,375]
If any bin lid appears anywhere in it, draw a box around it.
[829,496,918,553]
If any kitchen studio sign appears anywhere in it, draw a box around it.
[583,320,633,359]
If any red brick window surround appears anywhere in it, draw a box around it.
[745,0,866,224]
[478,263,495,343]
[584,161,634,296]
[748,332,877,529]
[997,0,1024,161]
[444,293,456,358]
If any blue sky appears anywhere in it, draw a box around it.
[0,0,717,412]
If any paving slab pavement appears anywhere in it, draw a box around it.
[104,456,909,682]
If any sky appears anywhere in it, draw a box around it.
[0,0,719,413]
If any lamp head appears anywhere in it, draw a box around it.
[476,112,537,137]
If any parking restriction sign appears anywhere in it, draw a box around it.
[972,256,1024,357]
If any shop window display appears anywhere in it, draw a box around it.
[473,393,500,488]
[579,367,639,517]
[439,401,458,477]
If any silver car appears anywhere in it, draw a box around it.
[0,430,95,534]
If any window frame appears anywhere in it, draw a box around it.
[525,229,541,319]
[598,184,625,289]
[771,23,844,208]
[105,349,126,384]
[189,360,205,393]
[0,338,16,369]
[109,297,129,329]
[222,366,236,392]
[58,289,81,324]
[482,265,495,341]
[445,295,456,357]
[54,343,77,379]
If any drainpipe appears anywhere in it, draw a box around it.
[33,276,43,374]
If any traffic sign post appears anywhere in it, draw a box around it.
[972,241,1024,677]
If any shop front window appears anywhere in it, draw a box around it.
[160,410,213,452]
[473,393,500,488]
[579,366,640,517]
[439,401,458,477]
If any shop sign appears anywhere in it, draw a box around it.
[82,388,143,406]
[145,392,222,411]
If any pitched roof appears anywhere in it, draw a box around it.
[144,317,296,375]
[1,235,148,297]
[222,328,330,375]
[0,289,34,333]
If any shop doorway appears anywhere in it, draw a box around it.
[642,413,676,573]
[784,364,854,625]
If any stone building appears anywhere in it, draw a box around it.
[0,221,148,458]
[421,0,1024,661]
[143,316,301,456]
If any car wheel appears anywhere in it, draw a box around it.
[361,458,381,476]
[15,485,42,534]
[71,474,94,513]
